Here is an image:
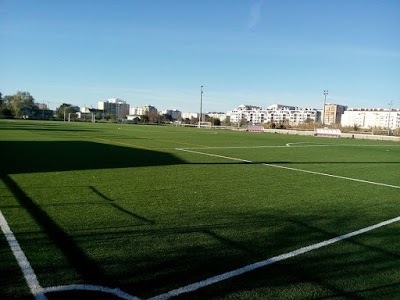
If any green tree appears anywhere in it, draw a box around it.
[140,115,149,123]
[95,112,103,120]
[3,91,36,117]
[55,103,79,120]
[212,118,221,126]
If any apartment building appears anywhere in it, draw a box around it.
[322,104,347,125]
[228,104,321,125]
[98,98,130,120]
[341,108,400,129]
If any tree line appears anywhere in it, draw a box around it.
[0,91,224,125]
[0,91,80,120]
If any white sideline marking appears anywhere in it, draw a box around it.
[176,148,400,189]
[180,144,400,150]
[42,284,139,300]
[0,210,47,300]
[262,163,400,189]
[286,142,323,147]
[148,215,400,300]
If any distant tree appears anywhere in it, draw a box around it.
[95,112,103,120]
[190,117,198,125]
[131,117,140,124]
[146,110,159,123]
[140,114,149,123]
[222,116,231,126]
[55,103,79,120]
[0,107,13,118]
[3,91,36,117]
[212,118,221,126]
[183,118,190,124]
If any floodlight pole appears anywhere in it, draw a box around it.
[388,100,393,134]
[323,90,328,126]
[199,85,203,128]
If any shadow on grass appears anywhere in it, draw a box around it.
[0,141,185,174]
[0,173,105,285]
[89,186,155,225]
[0,140,184,296]
[76,211,398,299]
[0,121,96,132]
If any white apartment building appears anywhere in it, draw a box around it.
[98,98,130,120]
[160,109,182,120]
[207,112,227,121]
[228,104,321,125]
[341,108,400,129]
[130,104,157,116]
[182,112,200,120]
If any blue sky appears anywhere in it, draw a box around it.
[1,0,399,112]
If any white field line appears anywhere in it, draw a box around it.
[0,210,138,300]
[42,284,140,300]
[180,144,400,150]
[176,148,400,189]
[0,210,47,300]
[180,145,318,150]
[148,215,400,300]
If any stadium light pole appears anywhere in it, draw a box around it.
[199,85,203,128]
[323,90,328,126]
[388,100,393,134]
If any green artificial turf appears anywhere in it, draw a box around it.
[0,119,399,299]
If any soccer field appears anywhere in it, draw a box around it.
[1,119,400,299]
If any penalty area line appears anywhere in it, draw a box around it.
[148,215,400,300]
[175,148,400,189]
[0,210,47,300]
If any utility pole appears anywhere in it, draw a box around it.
[323,90,328,126]
[388,100,393,134]
[199,85,203,128]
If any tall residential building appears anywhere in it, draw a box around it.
[98,98,130,120]
[322,104,347,125]
[341,108,400,129]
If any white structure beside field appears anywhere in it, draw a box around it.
[228,104,321,125]
[341,108,400,129]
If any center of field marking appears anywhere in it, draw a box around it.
[175,148,400,189]
[147,215,400,300]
